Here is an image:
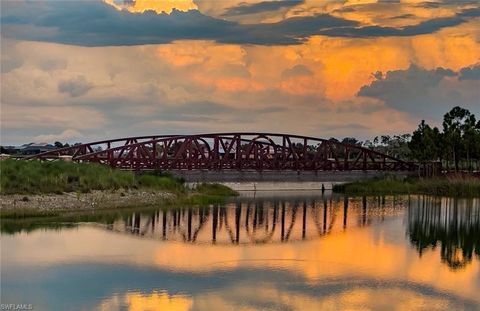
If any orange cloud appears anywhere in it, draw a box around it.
[279,75,323,96]
[152,17,479,103]
[104,0,197,14]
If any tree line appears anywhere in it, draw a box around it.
[410,106,480,171]
[336,107,480,172]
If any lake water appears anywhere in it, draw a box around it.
[1,191,479,310]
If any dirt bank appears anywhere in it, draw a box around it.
[0,189,176,211]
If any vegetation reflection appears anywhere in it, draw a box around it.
[407,196,480,270]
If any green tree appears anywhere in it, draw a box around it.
[409,120,439,162]
[442,106,477,171]
[364,134,411,160]
[385,134,411,159]
[341,137,362,146]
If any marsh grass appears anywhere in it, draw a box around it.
[173,183,239,205]
[0,159,185,194]
[333,175,480,197]
[194,183,239,197]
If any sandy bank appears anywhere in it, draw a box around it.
[0,189,176,211]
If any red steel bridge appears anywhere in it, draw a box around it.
[25,133,418,172]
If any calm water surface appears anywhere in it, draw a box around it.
[1,191,479,310]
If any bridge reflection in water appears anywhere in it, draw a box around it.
[105,194,479,269]
[108,196,406,245]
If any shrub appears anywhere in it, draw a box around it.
[195,183,239,196]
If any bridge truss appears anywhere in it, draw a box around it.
[26,133,417,171]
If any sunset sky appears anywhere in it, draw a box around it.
[1,0,479,145]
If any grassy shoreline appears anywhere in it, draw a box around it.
[333,175,480,197]
[0,160,238,219]
[0,159,188,194]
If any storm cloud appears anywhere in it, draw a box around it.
[1,0,477,46]
[319,16,467,37]
[459,64,480,81]
[0,1,354,46]
[357,64,480,118]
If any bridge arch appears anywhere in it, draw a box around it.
[25,132,417,172]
